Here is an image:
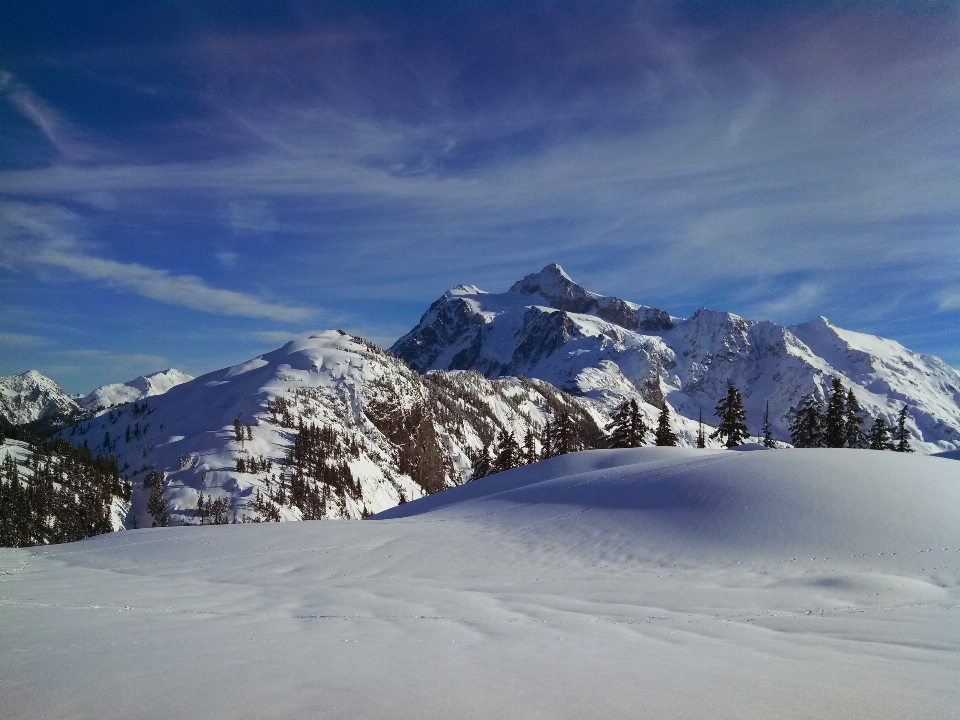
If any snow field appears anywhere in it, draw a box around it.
[1,447,959,719]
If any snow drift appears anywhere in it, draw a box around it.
[1,447,957,719]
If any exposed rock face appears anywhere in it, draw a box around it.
[392,264,960,454]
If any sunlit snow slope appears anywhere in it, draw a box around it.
[2,447,958,720]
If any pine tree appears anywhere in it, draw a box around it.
[867,417,895,450]
[470,446,491,481]
[893,405,913,453]
[553,409,574,456]
[607,399,647,448]
[492,430,521,474]
[233,418,243,445]
[788,393,825,448]
[146,470,169,527]
[541,421,554,460]
[824,378,847,448]
[711,384,749,448]
[696,409,706,448]
[654,404,679,447]
[761,402,776,448]
[523,430,537,464]
[843,388,866,448]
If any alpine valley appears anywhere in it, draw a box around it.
[4,264,960,528]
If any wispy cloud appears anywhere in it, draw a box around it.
[0,201,312,322]
[0,331,49,348]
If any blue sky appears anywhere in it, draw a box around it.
[1,1,959,394]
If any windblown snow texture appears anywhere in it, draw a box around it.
[393,263,960,453]
[2,447,958,719]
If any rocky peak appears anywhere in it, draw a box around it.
[509,263,597,313]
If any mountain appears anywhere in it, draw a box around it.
[0,370,80,427]
[392,263,960,453]
[79,368,193,412]
[63,331,602,526]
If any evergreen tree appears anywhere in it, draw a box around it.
[654,404,679,447]
[843,388,866,448]
[523,430,537,465]
[552,409,574,456]
[788,393,825,448]
[696,409,706,449]
[711,384,749,448]
[233,417,244,444]
[761,402,776,448]
[470,445,491,480]
[146,470,169,527]
[893,405,914,453]
[867,417,895,450]
[540,421,554,460]
[607,399,647,448]
[492,430,521,474]
[824,378,847,448]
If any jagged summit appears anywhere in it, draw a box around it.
[392,265,960,454]
[0,370,79,426]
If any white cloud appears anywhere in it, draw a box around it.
[0,201,312,323]
[0,331,49,348]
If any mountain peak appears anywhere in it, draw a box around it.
[509,263,596,313]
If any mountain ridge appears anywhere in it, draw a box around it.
[392,263,960,454]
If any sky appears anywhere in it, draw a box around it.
[1,1,959,394]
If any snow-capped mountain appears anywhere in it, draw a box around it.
[79,368,193,412]
[0,370,80,427]
[64,331,601,526]
[392,263,960,453]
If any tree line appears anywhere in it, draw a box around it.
[470,376,917,481]
[0,426,130,547]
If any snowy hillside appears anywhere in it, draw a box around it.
[64,331,603,526]
[0,370,79,427]
[2,447,958,719]
[79,368,193,412]
[393,264,960,453]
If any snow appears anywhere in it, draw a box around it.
[392,265,960,453]
[79,369,194,411]
[0,370,79,425]
[2,447,958,719]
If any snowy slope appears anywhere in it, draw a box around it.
[0,438,129,532]
[0,370,79,426]
[63,331,601,527]
[392,264,960,453]
[2,447,958,719]
[79,368,193,411]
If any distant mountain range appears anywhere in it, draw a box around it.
[0,368,193,428]
[2,263,958,528]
